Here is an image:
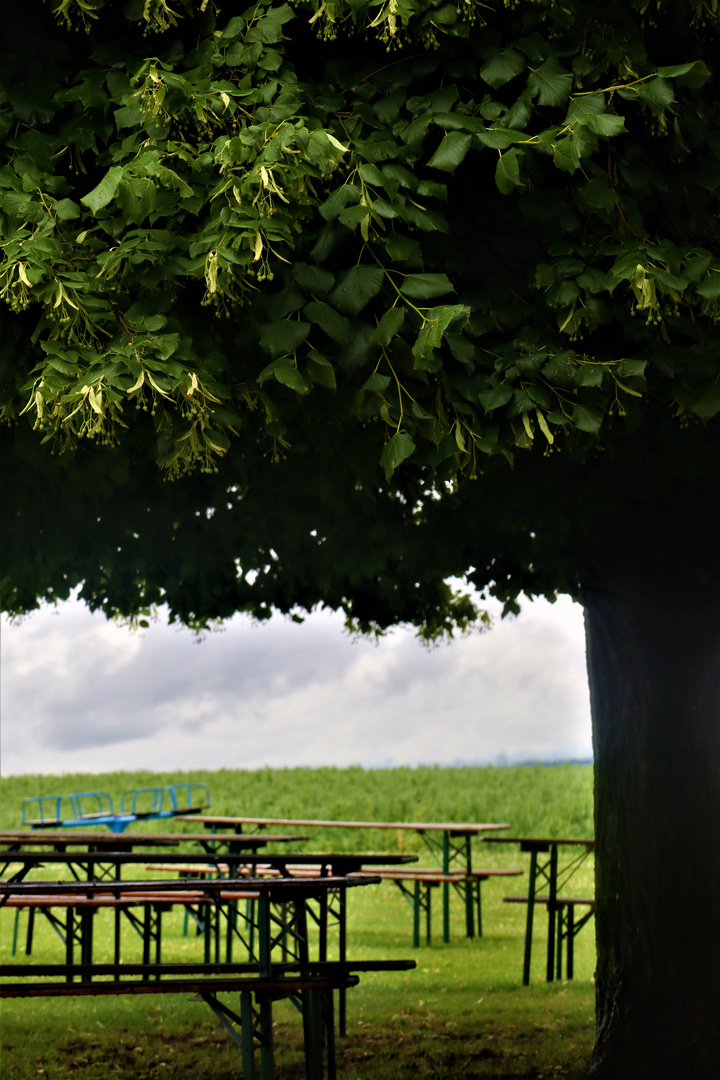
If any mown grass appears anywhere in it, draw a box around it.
[1,765,596,1079]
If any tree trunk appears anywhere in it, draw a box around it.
[581,494,720,1079]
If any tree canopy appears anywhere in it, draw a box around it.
[3,6,720,1076]
[2,0,719,630]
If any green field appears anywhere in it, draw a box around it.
[1,765,596,1079]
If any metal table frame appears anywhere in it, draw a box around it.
[177,815,510,943]
[483,836,594,983]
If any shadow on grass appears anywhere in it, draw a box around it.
[1,992,594,1080]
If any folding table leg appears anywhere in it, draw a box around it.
[546,845,558,983]
[442,832,450,943]
[566,903,575,980]
[28,908,36,955]
[425,883,432,945]
[464,836,475,939]
[65,907,74,981]
[240,991,256,1080]
[413,881,421,949]
[302,987,324,1080]
[258,996,275,1080]
[337,887,348,1038]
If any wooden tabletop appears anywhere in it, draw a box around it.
[175,815,510,834]
[0,831,179,848]
[0,874,382,899]
[0,851,418,873]
[0,831,307,848]
[481,836,594,848]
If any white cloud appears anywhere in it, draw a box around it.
[0,594,592,776]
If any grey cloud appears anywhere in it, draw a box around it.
[1,594,592,775]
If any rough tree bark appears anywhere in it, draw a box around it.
[581,489,720,1080]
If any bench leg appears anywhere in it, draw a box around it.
[475,878,483,938]
[114,907,121,966]
[523,851,537,986]
[413,881,420,949]
[567,903,575,981]
[240,991,258,1080]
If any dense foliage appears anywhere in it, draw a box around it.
[1,0,719,628]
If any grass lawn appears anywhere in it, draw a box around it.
[1,765,596,1078]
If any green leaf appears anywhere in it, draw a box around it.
[478,384,513,412]
[306,351,336,389]
[428,132,473,174]
[527,59,573,107]
[385,234,423,265]
[551,136,580,174]
[495,148,524,194]
[54,199,81,220]
[294,264,335,297]
[576,363,605,388]
[258,357,310,393]
[319,184,360,222]
[696,273,720,300]
[400,274,454,300]
[358,163,387,188]
[630,78,675,115]
[476,129,527,149]
[359,373,391,395]
[615,358,647,378]
[480,49,526,89]
[657,61,711,89]
[338,204,372,230]
[575,113,627,137]
[328,265,384,316]
[380,431,416,479]
[572,403,603,434]
[305,301,351,345]
[412,305,467,369]
[81,167,125,214]
[258,320,311,358]
[432,112,484,134]
[689,383,720,419]
[373,308,406,347]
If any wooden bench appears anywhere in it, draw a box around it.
[5,887,258,963]
[504,894,595,980]
[2,875,415,1074]
[363,866,522,946]
[0,970,357,1080]
[0,958,415,1080]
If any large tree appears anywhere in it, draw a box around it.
[2,1,719,1075]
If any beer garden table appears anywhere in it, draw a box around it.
[177,815,510,942]
[0,830,309,884]
[0,871,411,1068]
[0,847,415,1036]
[481,836,595,983]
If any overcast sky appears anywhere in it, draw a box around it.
[1,592,592,777]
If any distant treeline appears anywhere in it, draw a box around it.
[0,763,593,850]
